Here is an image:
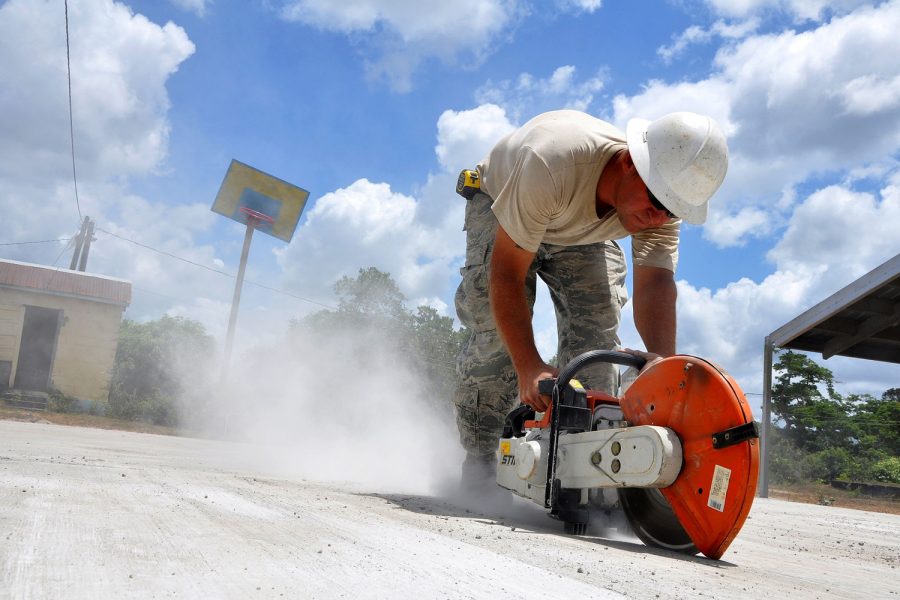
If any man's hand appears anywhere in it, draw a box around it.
[620,347,664,374]
[518,362,559,412]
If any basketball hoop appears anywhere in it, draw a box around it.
[239,206,275,225]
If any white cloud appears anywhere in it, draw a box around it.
[839,74,900,116]
[475,65,607,122]
[703,207,772,247]
[615,2,900,247]
[767,184,900,275]
[557,0,602,13]
[275,104,514,320]
[435,104,516,172]
[0,0,220,326]
[704,0,873,21]
[169,0,211,17]
[275,178,465,312]
[0,0,194,185]
[0,0,195,249]
[278,0,523,92]
[676,181,900,395]
[657,19,760,63]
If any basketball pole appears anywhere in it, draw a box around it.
[221,215,258,382]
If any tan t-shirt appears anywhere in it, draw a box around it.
[478,110,680,272]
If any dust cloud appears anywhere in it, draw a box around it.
[173,325,639,542]
[196,325,466,495]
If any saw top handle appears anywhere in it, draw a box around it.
[551,350,646,393]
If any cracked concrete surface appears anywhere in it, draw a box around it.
[1,420,898,599]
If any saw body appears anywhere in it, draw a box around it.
[495,352,759,559]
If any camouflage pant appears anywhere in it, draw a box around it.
[453,191,628,459]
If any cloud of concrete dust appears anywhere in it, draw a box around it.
[173,325,645,545]
[203,324,466,495]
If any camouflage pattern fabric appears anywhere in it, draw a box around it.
[453,191,628,459]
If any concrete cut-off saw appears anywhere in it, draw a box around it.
[496,350,759,560]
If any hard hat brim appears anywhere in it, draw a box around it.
[626,118,708,225]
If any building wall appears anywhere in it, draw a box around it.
[0,304,25,385]
[0,288,125,402]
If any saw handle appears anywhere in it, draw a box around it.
[555,350,646,392]
[538,378,556,397]
[539,351,646,398]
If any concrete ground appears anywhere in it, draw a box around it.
[1,420,898,599]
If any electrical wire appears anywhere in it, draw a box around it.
[35,237,77,295]
[64,0,82,223]
[91,232,900,393]
[94,226,338,311]
[0,238,72,246]
[91,228,458,375]
[92,227,460,376]
[50,238,74,267]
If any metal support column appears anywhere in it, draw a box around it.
[760,337,774,498]
[221,217,258,380]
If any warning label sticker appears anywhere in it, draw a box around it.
[708,465,731,512]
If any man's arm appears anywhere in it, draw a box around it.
[632,264,677,357]
[490,225,557,411]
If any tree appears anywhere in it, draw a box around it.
[769,350,899,485]
[771,350,855,452]
[409,305,469,402]
[334,267,407,319]
[299,267,410,341]
[292,267,466,410]
[853,390,900,457]
[109,316,215,426]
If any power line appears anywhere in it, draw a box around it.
[94,228,460,375]
[37,237,77,296]
[0,238,72,246]
[97,227,233,277]
[50,238,74,268]
[92,227,462,353]
[94,226,338,311]
[64,0,82,223]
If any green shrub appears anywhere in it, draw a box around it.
[47,388,78,413]
[768,435,808,484]
[109,316,215,427]
[802,447,851,482]
[870,456,900,484]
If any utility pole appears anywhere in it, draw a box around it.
[69,217,87,270]
[77,217,95,272]
[69,216,95,272]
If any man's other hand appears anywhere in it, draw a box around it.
[620,347,664,375]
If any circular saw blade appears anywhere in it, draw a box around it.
[618,488,698,554]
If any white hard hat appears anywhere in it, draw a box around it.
[626,112,728,225]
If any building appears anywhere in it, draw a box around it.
[0,258,131,408]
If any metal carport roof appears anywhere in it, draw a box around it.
[760,252,900,496]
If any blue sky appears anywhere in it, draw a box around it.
[1,0,899,403]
